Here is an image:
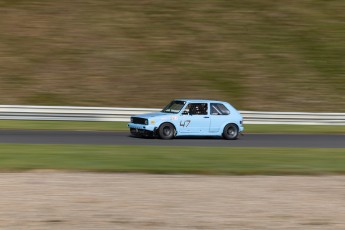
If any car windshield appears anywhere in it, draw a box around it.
[161,100,186,114]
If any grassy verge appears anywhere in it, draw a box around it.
[0,120,344,134]
[0,144,344,175]
[246,124,345,134]
[0,120,128,131]
[1,1,344,112]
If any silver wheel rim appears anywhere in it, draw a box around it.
[163,126,171,136]
[227,126,237,138]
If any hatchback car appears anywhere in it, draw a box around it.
[128,99,244,140]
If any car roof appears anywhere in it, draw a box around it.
[175,99,227,104]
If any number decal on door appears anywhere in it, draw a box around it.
[180,120,191,127]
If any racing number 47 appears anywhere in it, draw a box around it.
[180,120,191,127]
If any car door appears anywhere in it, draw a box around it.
[209,103,230,133]
[178,103,210,134]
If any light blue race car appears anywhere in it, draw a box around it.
[128,99,244,140]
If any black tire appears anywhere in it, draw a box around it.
[222,123,239,140]
[158,123,175,140]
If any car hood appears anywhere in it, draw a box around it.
[134,112,172,119]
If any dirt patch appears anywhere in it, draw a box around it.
[0,173,344,229]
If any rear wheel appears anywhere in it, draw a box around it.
[222,123,239,140]
[158,123,175,140]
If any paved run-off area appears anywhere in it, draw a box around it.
[0,173,344,229]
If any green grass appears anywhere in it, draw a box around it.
[0,120,344,134]
[0,144,344,175]
[245,124,345,134]
[0,0,344,112]
[0,120,127,131]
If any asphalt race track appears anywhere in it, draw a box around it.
[0,130,344,148]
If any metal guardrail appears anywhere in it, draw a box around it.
[0,105,344,125]
[240,111,345,125]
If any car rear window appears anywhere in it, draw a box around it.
[211,103,230,115]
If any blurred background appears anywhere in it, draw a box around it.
[0,0,344,111]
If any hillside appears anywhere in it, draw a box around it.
[0,0,344,111]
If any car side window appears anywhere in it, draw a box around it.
[211,103,230,115]
[188,103,208,115]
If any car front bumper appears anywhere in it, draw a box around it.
[128,123,158,136]
[128,123,156,131]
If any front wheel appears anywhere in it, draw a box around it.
[222,124,239,140]
[158,123,175,140]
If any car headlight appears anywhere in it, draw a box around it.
[145,119,148,125]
